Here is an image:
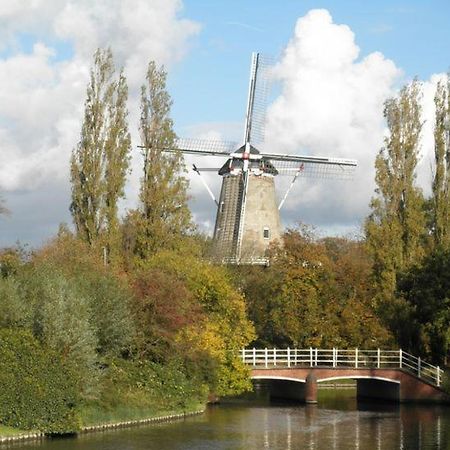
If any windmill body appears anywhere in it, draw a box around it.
[151,52,358,265]
[213,146,281,264]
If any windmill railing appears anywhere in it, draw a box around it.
[240,348,444,387]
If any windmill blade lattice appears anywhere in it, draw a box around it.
[174,137,238,156]
[270,158,356,180]
[246,54,274,145]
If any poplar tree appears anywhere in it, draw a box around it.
[432,76,450,248]
[70,49,131,261]
[132,61,191,260]
[0,196,8,216]
[365,81,426,300]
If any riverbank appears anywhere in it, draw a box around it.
[0,406,205,445]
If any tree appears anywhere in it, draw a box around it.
[137,250,255,396]
[70,48,131,261]
[238,226,391,349]
[432,75,450,248]
[0,194,9,216]
[132,61,191,260]
[397,249,450,364]
[365,81,426,301]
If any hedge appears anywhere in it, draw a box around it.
[0,328,81,433]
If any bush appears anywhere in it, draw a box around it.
[0,329,81,433]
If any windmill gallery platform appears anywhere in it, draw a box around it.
[241,348,449,403]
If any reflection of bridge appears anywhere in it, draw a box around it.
[241,348,448,403]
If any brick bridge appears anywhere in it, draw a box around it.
[241,348,448,403]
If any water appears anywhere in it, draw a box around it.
[15,387,450,450]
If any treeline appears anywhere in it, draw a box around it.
[365,78,450,365]
[240,77,450,367]
[0,49,254,433]
[0,233,254,432]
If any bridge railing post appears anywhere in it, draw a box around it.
[315,348,318,366]
[399,349,403,368]
[287,347,290,368]
[265,348,268,368]
[418,357,421,378]
[273,348,277,366]
[355,348,358,369]
[310,347,313,367]
[332,348,336,367]
[437,366,440,386]
[253,347,256,366]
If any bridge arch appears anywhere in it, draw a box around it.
[251,376,306,402]
[251,375,305,383]
[317,375,400,384]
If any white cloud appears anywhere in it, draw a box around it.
[0,0,199,246]
[417,73,447,197]
[264,9,402,232]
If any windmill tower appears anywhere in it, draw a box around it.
[162,53,357,264]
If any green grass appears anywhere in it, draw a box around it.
[0,425,32,437]
[79,399,205,427]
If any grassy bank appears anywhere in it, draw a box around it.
[0,425,31,437]
[0,401,206,440]
[79,400,205,427]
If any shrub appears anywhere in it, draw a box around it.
[0,329,81,433]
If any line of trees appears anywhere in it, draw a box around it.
[365,75,450,365]
[70,48,191,267]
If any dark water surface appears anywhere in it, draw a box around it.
[17,387,450,450]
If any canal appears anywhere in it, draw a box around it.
[15,383,450,449]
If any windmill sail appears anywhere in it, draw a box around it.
[244,53,273,146]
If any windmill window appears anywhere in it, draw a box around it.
[263,227,270,239]
[220,201,225,213]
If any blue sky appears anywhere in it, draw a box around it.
[170,0,450,132]
[0,0,449,247]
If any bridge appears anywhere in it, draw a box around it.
[241,348,448,403]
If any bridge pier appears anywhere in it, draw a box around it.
[305,373,318,403]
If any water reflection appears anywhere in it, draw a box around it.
[13,386,450,450]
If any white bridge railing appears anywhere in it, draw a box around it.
[241,348,444,387]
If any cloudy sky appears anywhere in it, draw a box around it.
[1,0,449,247]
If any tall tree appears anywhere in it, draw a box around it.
[133,61,191,260]
[0,196,8,216]
[432,75,450,248]
[70,48,131,261]
[365,81,426,300]
[397,249,450,364]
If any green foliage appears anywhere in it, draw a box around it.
[442,370,450,395]
[88,358,206,415]
[16,267,99,392]
[70,48,131,262]
[33,234,135,357]
[0,329,81,433]
[396,249,450,364]
[432,75,450,249]
[130,61,192,260]
[137,251,255,396]
[239,226,392,350]
[365,80,426,301]
[0,277,31,328]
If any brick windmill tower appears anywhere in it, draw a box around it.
[166,53,357,264]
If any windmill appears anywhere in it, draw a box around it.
[164,53,357,265]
